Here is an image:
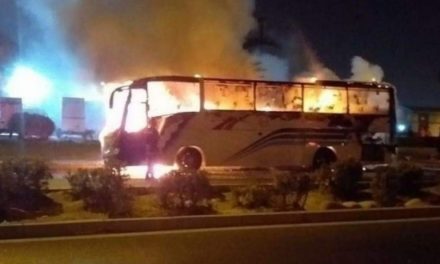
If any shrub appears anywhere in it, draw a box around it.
[396,162,423,197]
[370,166,400,207]
[67,168,91,200]
[272,171,311,210]
[330,159,363,200]
[232,185,273,209]
[313,164,332,193]
[157,169,214,215]
[8,112,55,139]
[0,159,59,221]
[67,167,133,217]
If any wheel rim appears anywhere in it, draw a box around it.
[177,148,202,170]
[313,150,336,170]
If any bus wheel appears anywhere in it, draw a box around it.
[313,148,337,170]
[176,147,203,170]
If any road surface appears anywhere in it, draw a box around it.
[1,217,440,264]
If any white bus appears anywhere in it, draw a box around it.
[102,76,396,172]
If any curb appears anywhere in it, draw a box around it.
[1,206,440,240]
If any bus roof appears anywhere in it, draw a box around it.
[129,75,395,90]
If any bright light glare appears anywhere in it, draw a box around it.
[5,66,53,107]
[397,124,407,133]
[123,164,176,179]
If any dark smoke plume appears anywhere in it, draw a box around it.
[60,0,257,82]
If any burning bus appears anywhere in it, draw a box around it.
[101,76,396,177]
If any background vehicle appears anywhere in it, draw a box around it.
[0,97,22,136]
[56,97,94,141]
[1,97,55,140]
[102,76,396,170]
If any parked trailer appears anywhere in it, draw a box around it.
[0,97,22,135]
[57,97,94,140]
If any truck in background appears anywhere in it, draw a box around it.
[0,97,22,136]
[56,97,94,140]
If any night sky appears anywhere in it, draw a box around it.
[256,0,440,107]
[1,0,440,107]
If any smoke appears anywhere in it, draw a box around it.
[254,52,289,81]
[60,0,257,82]
[350,56,384,82]
[292,43,339,82]
[6,0,101,127]
[255,27,339,82]
[6,0,257,130]
[15,0,81,88]
[262,25,384,83]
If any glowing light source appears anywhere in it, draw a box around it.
[194,74,202,78]
[5,65,53,107]
[397,124,407,133]
[319,89,336,107]
[310,77,317,83]
[123,164,176,179]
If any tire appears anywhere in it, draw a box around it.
[313,148,337,170]
[176,147,203,170]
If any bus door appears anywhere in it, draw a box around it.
[357,116,389,162]
[114,88,150,165]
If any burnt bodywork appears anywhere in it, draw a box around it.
[103,76,396,167]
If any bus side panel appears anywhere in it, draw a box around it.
[157,112,362,168]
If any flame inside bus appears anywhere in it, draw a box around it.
[100,80,201,178]
[100,77,391,178]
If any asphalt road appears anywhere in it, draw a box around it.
[1,217,440,264]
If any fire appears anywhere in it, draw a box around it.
[303,85,345,113]
[100,80,198,138]
[203,101,218,110]
[99,81,134,144]
[123,164,177,179]
[148,81,195,116]
[318,89,337,109]
[99,80,203,160]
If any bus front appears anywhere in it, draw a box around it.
[100,77,201,177]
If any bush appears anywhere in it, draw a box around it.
[370,166,400,207]
[330,159,363,201]
[67,168,91,200]
[396,162,423,197]
[370,162,423,207]
[313,164,332,193]
[0,159,59,221]
[232,185,273,209]
[272,171,311,210]
[8,112,55,140]
[67,167,133,217]
[157,169,214,215]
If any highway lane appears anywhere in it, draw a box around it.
[1,217,440,264]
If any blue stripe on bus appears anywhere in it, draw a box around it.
[226,128,351,161]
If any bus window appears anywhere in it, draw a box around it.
[284,85,303,111]
[203,80,254,110]
[104,88,129,133]
[348,88,389,114]
[125,89,148,132]
[148,81,200,116]
[303,85,347,114]
[255,83,302,112]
